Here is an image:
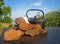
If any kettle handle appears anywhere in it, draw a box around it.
[26,9,44,19]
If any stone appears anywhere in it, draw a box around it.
[4,29,24,41]
[15,17,48,37]
[19,23,33,31]
[15,17,33,31]
[42,30,48,34]
[25,24,43,36]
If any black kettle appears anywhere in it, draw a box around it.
[26,9,45,29]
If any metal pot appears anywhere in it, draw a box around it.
[26,9,45,29]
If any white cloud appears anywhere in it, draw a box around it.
[30,0,42,7]
[31,2,41,7]
[11,9,26,20]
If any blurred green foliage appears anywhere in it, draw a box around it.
[0,0,4,7]
[4,16,12,23]
[1,6,11,16]
[37,9,60,26]
[36,12,43,19]
[0,0,12,24]
[45,10,60,26]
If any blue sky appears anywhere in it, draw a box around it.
[4,0,60,20]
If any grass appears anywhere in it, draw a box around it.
[0,26,4,37]
[0,23,12,37]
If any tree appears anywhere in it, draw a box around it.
[36,10,60,26]
[1,6,11,17]
[0,0,4,25]
[0,0,12,24]
[45,10,60,26]
[4,16,12,23]
[0,0,4,7]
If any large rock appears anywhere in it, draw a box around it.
[4,29,24,41]
[19,23,33,31]
[25,24,43,36]
[42,30,48,34]
[25,29,40,36]
[15,17,33,31]
[15,17,26,24]
[15,17,48,37]
[25,24,48,36]
[32,24,43,33]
